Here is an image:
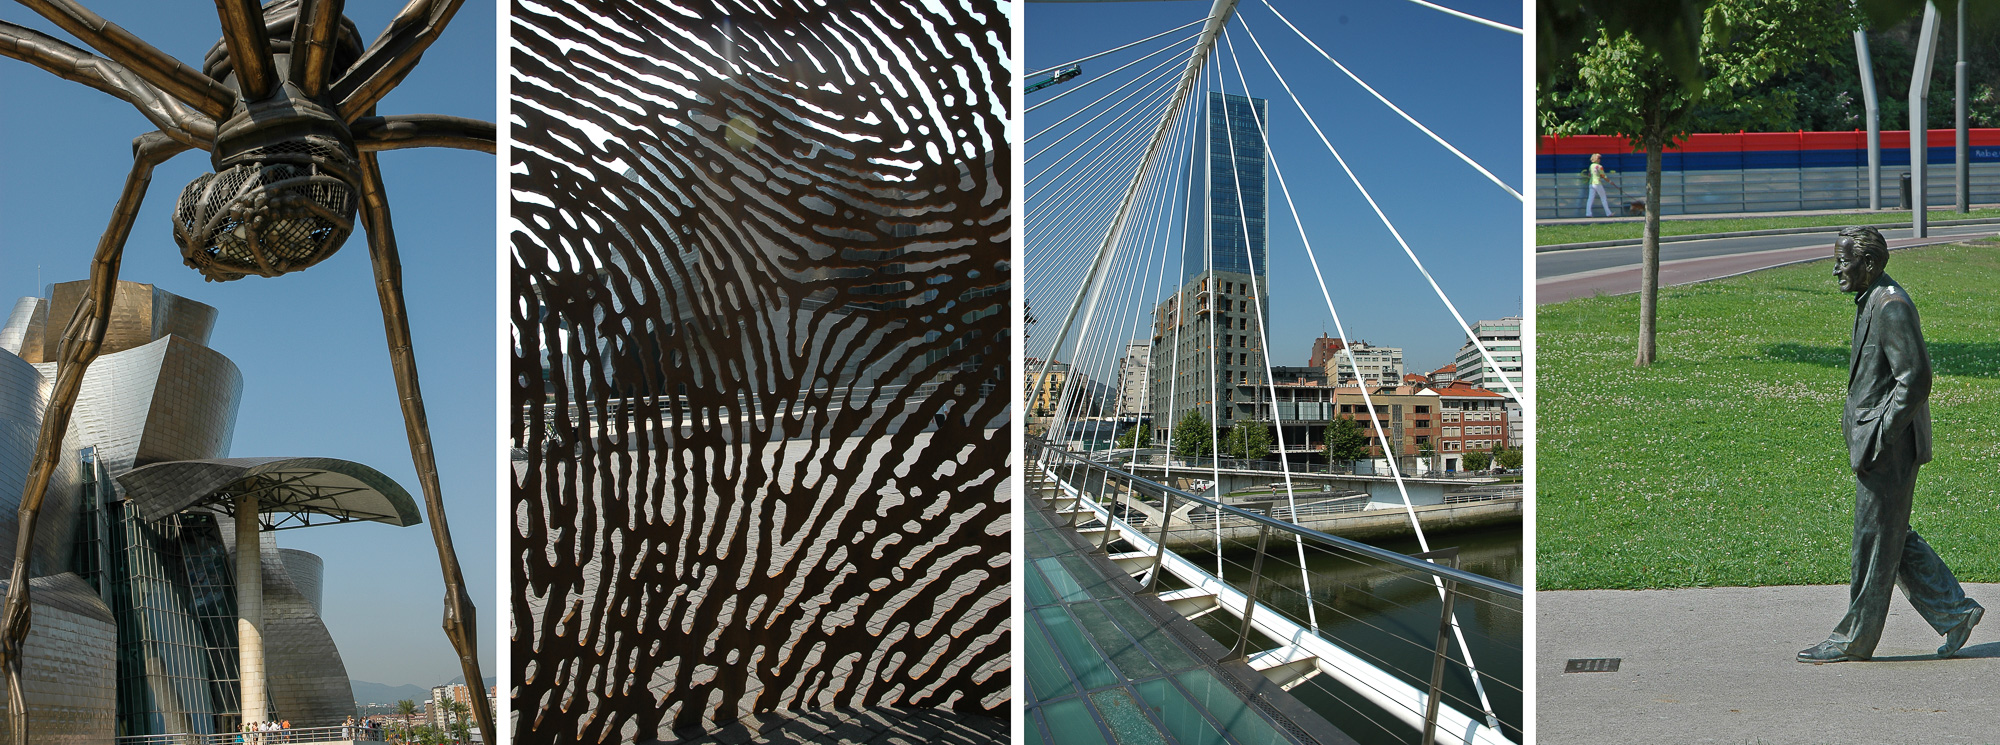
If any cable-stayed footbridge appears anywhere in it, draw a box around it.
[1023,1,1525,743]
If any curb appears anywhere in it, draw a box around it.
[1535,216,2000,252]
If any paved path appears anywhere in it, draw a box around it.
[1538,205,2000,226]
[1535,228,2000,304]
[1538,584,2000,745]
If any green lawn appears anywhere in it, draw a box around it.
[1536,207,2000,246]
[1537,241,2000,590]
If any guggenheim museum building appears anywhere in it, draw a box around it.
[0,279,420,742]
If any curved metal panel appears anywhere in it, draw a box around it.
[0,298,44,358]
[256,536,352,727]
[277,548,323,615]
[115,456,422,527]
[510,1,1013,741]
[0,573,118,745]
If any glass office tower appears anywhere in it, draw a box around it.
[1183,92,1270,283]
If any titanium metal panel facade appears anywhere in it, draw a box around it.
[0,573,119,745]
[0,298,43,358]
[0,283,374,737]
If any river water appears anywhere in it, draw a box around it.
[1178,524,1523,745]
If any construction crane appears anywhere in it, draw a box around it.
[1026,65,1082,94]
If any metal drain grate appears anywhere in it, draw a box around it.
[1564,658,1621,673]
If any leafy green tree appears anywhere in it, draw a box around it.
[1541,0,1856,366]
[1115,424,1152,448]
[1416,439,1437,473]
[1221,421,1272,461]
[1496,445,1524,470]
[1323,415,1370,464]
[1171,410,1213,458]
[1464,448,1494,472]
[446,700,472,743]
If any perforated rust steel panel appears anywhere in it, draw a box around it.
[509,1,1012,741]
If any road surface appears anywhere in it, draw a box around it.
[1536,225,2000,304]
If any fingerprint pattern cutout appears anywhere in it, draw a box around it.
[509,0,1012,740]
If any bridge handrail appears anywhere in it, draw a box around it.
[115,724,390,744]
[1032,436,1522,599]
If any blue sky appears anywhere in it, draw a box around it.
[0,3,496,688]
[1025,0,1523,380]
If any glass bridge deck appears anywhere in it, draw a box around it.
[1024,497,1354,745]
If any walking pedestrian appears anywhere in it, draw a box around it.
[1584,153,1615,217]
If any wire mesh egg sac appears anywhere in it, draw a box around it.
[174,140,359,282]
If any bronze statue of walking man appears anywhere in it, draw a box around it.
[1799,226,1983,663]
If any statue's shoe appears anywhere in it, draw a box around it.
[1797,640,1866,664]
[1939,605,1983,658]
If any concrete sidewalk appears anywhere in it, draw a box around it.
[1538,584,2000,745]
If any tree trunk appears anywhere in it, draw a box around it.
[1636,143,1664,366]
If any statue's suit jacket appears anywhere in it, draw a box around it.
[1846,274,1932,473]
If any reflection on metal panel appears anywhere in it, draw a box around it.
[0,573,119,745]
[278,549,324,615]
[510,1,1013,740]
[0,299,44,358]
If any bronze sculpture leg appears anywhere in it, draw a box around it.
[1826,436,1980,658]
[355,151,495,741]
[0,131,188,744]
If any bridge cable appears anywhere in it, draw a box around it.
[1028,31,1204,113]
[1239,12,1524,405]
[1396,0,1521,34]
[1229,21,1507,731]
[1027,17,1212,78]
[1259,1,1522,201]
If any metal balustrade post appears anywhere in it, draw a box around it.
[1145,486,1178,592]
[1228,507,1274,660]
[1413,547,1463,745]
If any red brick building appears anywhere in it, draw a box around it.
[1433,383,1509,467]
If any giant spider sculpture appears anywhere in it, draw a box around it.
[0,0,492,739]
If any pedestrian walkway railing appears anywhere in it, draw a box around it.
[1032,437,1524,745]
[115,726,389,744]
[1100,450,1513,479]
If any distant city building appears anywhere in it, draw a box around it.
[1403,373,1429,386]
[1428,363,1458,387]
[1146,271,1269,441]
[1116,341,1150,417]
[1454,317,1523,393]
[1024,358,1072,418]
[1305,335,1346,369]
[1324,340,1403,385]
[0,281,406,738]
[1434,383,1511,466]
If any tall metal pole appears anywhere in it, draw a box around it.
[1854,29,1881,210]
[235,494,266,728]
[1028,0,1241,437]
[1912,2,1941,237]
[1956,0,1969,212]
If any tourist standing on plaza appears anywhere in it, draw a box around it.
[1584,153,1615,216]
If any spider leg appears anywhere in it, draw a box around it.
[13,0,235,119]
[0,21,216,146]
[213,0,278,100]
[352,114,494,154]
[332,0,466,121]
[288,0,346,96]
[0,130,190,744]
[354,151,496,742]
